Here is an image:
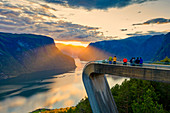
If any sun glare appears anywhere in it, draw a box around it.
[54,40,89,47]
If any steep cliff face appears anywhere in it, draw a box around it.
[154,32,170,61]
[0,32,76,79]
[79,34,167,61]
[137,34,164,61]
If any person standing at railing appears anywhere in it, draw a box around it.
[130,57,135,66]
[113,56,117,64]
[123,58,127,65]
[135,57,140,64]
[108,56,112,64]
[140,57,143,64]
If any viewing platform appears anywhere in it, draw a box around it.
[82,61,170,113]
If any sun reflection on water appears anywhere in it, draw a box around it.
[0,58,128,113]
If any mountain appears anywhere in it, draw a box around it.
[137,34,164,60]
[78,34,168,61]
[154,32,170,61]
[0,32,76,79]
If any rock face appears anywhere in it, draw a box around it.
[154,32,170,61]
[79,33,170,61]
[0,32,76,79]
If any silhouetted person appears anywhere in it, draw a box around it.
[123,58,127,65]
[140,57,143,64]
[135,57,140,64]
[108,56,112,64]
[130,57,135,66]
[130,57,133,63]
[113,56,117,64]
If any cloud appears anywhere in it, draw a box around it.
[0,16,34,26]
[133,18,170,26]
[21,6,57,18]
[44,0,66,4]
[0,25,17,30]
[3,3,19,9]
[126,31,143,36]
[40,4,58,11]
[0,20,24,26]
[120,28,127,31]
[146,30,169,35]
[0,9,21,17]
[126,30,168,36]
[44,29,65,33]
[0,1,104,42]
[43,0,156,10]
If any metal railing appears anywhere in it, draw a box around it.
[84,60,170,70]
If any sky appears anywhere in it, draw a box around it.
[0,0,170,43]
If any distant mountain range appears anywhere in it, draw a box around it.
[1,32,169,80]
[0,32,76,80]
[79,32,170,61]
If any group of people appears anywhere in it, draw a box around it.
[106,56,143,66]
[108,56,117,64]
[129,57,143,66]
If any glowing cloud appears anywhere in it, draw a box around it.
[133,18,170,26]
[55,40,89,47]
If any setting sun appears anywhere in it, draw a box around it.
[54,40,89,47]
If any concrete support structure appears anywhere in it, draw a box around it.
[82,63,170,113]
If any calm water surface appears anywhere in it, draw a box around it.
[0,58,128,113]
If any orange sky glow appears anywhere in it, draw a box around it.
[54,40,89,47]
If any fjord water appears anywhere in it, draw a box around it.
[0,58,127,113]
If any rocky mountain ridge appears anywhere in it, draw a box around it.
[78,33,170,61]
[0,32,76,80]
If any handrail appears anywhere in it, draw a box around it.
[84,60,170,70]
